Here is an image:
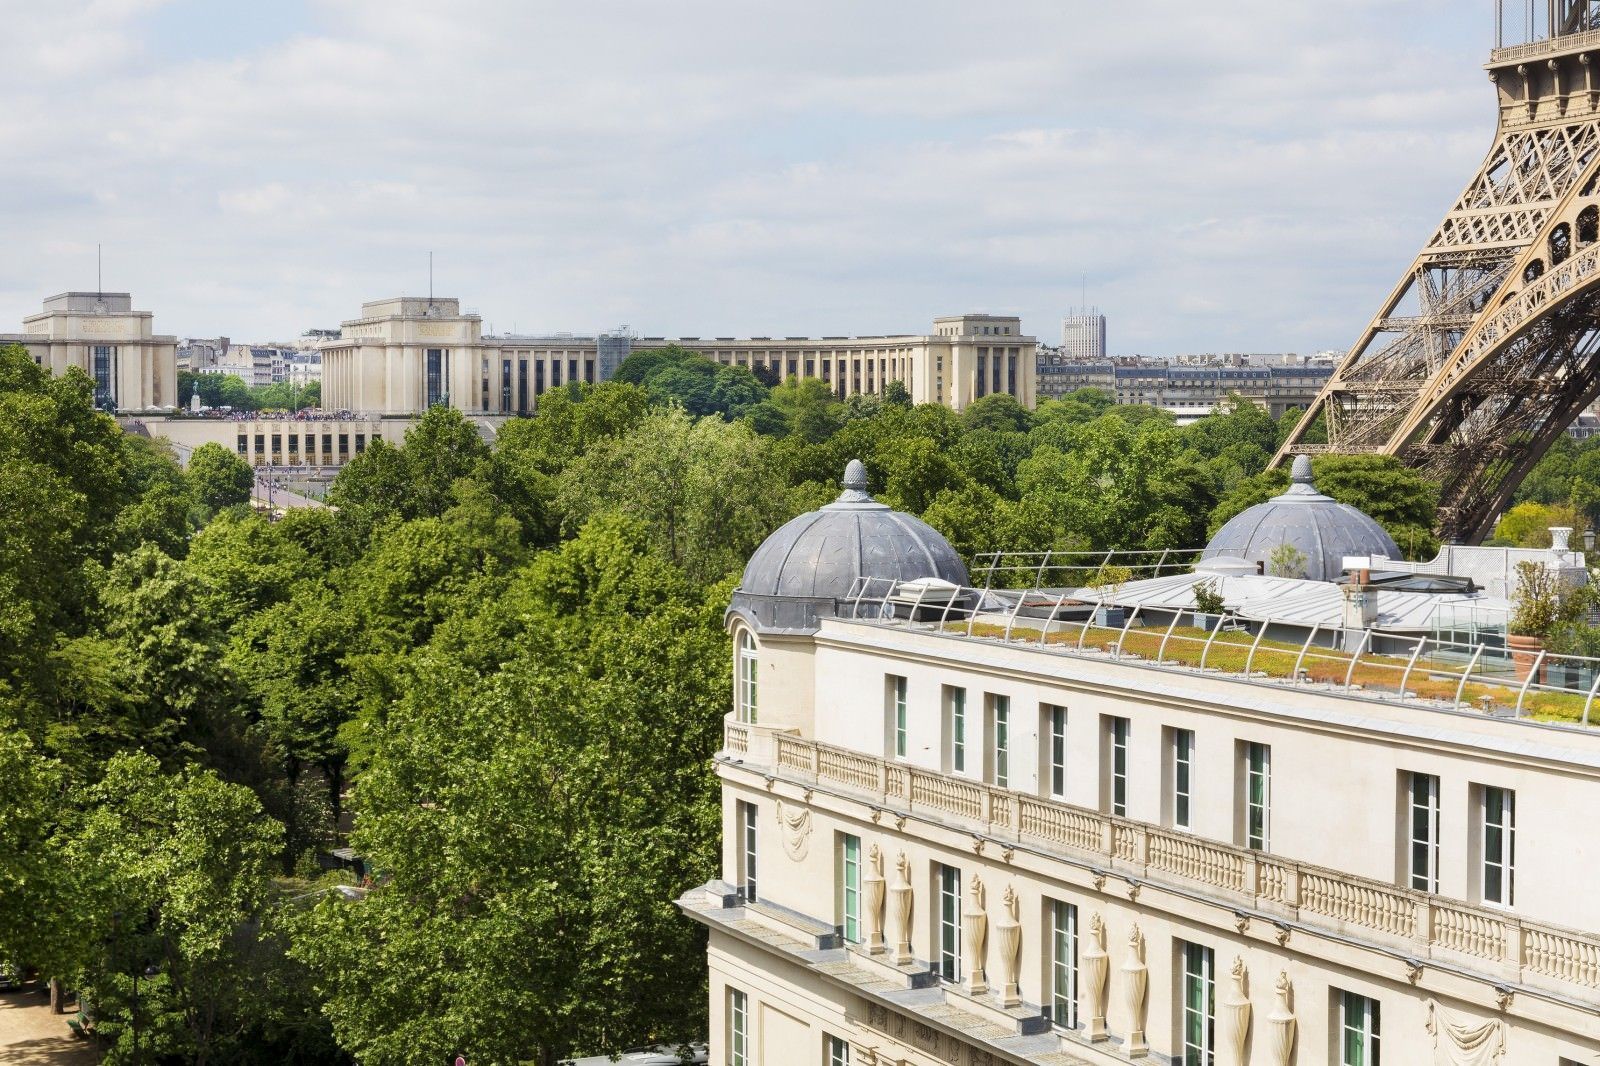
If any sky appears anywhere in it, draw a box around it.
[0,0,1498,354]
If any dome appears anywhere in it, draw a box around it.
[730,460,969,633]
[1201,456,1401,582]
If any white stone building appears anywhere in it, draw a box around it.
[3,292,177,411]
[679,462,1600,1066]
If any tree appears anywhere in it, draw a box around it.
[187,442,256,515]
[558,408,790,584]
[294,522,725,1066]
[1492,500,1585,547]
[218,375,258,411]
[0,731,68,972]
[328,407,492,537]
[962,393,1033,433]
[882,380,912,407]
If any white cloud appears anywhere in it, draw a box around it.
[0,0,1500,351]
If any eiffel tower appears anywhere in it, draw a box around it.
[1275,0,1600,543]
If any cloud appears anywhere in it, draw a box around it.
[0,0,1499,351]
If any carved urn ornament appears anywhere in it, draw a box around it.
[1121,925,1148,1057]
[1084,913,1110,1042]
[963,874,989,995]
[1223,957,1251,1064]
[865,843,887,953]
[996,885,1022,1007]
[1267,971,1296,1066]
[890,852,914,964]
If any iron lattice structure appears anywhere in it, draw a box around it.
[1276,1,1600,543]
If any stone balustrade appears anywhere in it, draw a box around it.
[724,719,1600,999]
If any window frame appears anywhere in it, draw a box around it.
[1172,727,1195,832]
[729,987,749,1066]
[1050,899,1078,1030]
[839,834,861,943]
[1181,941,1215,1066]
[736,630,758,724]
[989,694,1010,788]
[1245,742,1271,851]
[1481,785,1516,908]
[890,675,909,760]
[825,1035,850,1066]
[1408,771,1440,893]
[1338,990,1380,1066]
[1107,716,1130,817]
[737,800,758,902]
[1047,705,1067,799]
[937,864,962,982]
[948,686,968,775]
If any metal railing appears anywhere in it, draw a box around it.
[967,548,1205,591]
[837,576,1600,728]
[724,721,1600,998]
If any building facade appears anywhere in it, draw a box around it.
[319,299,1038,415]
[680,467,1600,1066]
[3,292,177,411]
[1036,359,1332,422]
[1061,311,1107,362]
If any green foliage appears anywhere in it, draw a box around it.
[1510,560,1579,638]
[187,441,256,514]
[1192,578,1226,615]
[1267,542,1308,579]
[1492,500,1585,548]
[615,344,770,420]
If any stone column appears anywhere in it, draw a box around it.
[1267,972,1296,1066]
[963,874,988,996]
[1121,925,1148,1057]
[1084,913,1109,1042]
[865,844,887,954]
[1223,957,1251,1065]
[996,885,1022,1007]
[890,852,914,965]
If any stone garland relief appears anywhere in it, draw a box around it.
[865,843,887,953]
[963,874,988,995]
[774,799,811,861]
[1425,1001,1506,1065]
[1084,912,1110,1042]
[1121,924,1149,1057]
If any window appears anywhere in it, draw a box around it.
[1046,705,1067,799]
[839,834,861,943]
[1338,991,1380,1066]
[1407,772,1440,893]
[947,687,967,774]
[890,676,908,759]
[1481,786,1515,907]
[989,695,1010,788]
[737,801,757,902]
[1103,716,1129,816]
[736,631,758,724]
[1245,742,1271,851]
[937,864,961,982]
[825,1035,849,1066]
[1181,942,1215,1066]
[92,345,114,406]
[425,348,444,407]
[1050,900,1077,1029]
[729,988,749,1066]
[1171,728,1195,831]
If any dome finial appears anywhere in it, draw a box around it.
[1290,454,1314,486]
[837,459,874,504]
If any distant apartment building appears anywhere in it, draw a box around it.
[176,336,230,372]
[318,298,1039,416]
[2,292,177,411]
[1037,354,1332,422]
[1060,309,1106,361]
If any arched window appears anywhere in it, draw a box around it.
[736,630,758,724]
[1579,205,1599,245]
[1551,222,1572,265]
[1524,259,1546,283]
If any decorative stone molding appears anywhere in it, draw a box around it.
[865,843,887,954]
[1121,925,1148,1057]
[775,800,812,861]
[890,852,914,965]
[963,874,989,995]
[1267,972,1296,1066]
[996,885,1022,1007]
[1084,913,1110,1042]
[1427,999,1507,1064]
[1223,957,1251,1065]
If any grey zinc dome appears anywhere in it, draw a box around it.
[1201,455,1401,582]
[729,460,970,634]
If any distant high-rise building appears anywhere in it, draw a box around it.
[1060,308,1106,360]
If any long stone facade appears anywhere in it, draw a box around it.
[682,616,1600,1066]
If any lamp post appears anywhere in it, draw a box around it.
[1585,527,1596,552]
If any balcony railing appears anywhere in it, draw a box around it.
[725,720,1600,999]
[835,575,1600,729]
